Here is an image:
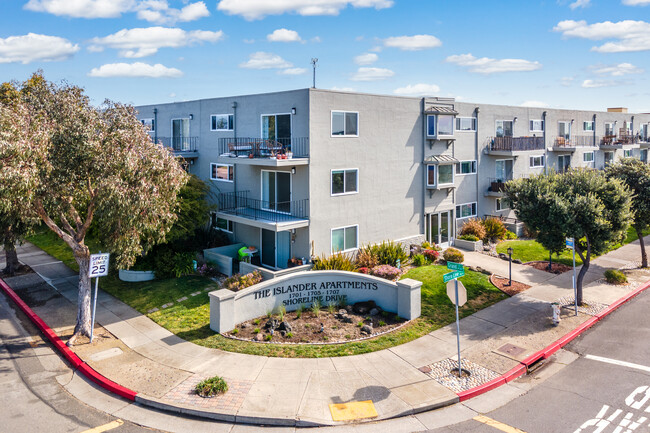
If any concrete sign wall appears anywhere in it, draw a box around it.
[209,270,422,333]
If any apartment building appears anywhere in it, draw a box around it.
[135,89,650,271]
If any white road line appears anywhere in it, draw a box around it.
[585,354,650,373]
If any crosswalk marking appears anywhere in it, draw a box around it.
[79,419,124,433]
[585,354,650,373]
[474,415,527,433]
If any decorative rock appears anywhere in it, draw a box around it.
[240,323,247,329]
[254,333,263,341]
[369,308,380,316]
[338,309,347,316]
[342,316,353,324]
[345,305,353,313]
[278,321,292,332]
[360,324,373,335]
[264,318,278,330]
[280,330,286,337]
[498,253,508,260]
[513,259,523,264]
[353,300,376,315]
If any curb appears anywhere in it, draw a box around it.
[457,278,650,401]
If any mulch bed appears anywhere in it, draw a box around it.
[525,261,572,274]
[489,275,531,296]
[226,303,406,344]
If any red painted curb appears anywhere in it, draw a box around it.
[0,277,135,401]
[503,364,526,383]
[458,376,506,402]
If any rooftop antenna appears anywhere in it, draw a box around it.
[311,58,318,89]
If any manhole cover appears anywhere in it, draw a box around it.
[497,343,526,358]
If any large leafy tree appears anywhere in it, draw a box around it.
[0,72,188,344]
[606,158,650,268]
[506,169,632,304]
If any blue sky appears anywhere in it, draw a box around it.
[1,0,649,111]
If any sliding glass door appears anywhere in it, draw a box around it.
[262,171,291,213]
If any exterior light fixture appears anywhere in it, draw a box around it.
[513,116,518,122]
[507,247,513,286]
[189,114,194,120]
[291,107,297,115]
[291,167,296,174]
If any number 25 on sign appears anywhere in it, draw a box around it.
[88,253,110,342]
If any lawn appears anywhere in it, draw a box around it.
[496,226,650,266]
[27,227,507,357]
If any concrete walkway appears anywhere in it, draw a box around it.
[2,238,650,427]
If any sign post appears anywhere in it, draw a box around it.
[88,252,109,342]
[444,262,467,377]
[566,238,578,316]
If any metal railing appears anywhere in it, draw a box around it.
[487,177,512,193]
[553,136,597,147]
[218,137,309,158]
[217,191,309,222]
[600,134,640,146]
[489,136,545,152]
[156,136,199,152]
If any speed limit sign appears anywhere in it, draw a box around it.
[89,253,110,278]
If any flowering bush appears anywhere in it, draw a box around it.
[223,270,263,291]
[357,267,370,274]
[197,263,219,277]
[422,249,440,262]
[370,265,402,280]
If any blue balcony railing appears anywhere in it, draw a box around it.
[218,137,309,158]
[217,191,309,223]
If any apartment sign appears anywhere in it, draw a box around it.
[209,271,422,333]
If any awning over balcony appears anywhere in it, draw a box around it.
[424,154,459,164]
[424,106,458,115]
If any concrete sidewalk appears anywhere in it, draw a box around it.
[2,238,650,427]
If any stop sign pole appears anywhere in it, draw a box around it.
[444,262,467,377]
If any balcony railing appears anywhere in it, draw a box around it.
[600,134,639,146]
[217,191,309,223]
[487,177,512,194]
[156,136,198,152]
[218,137,309,158]
[553,135,597,148]
[489,136,545,152]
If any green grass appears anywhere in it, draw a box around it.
[496,227,650,266]
[27,227,506,357]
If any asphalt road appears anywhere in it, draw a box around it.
[426,289,650,433]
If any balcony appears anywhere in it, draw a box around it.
[216,191,309,231]
[217,137,309,167]
[156,136,199,158]
[486,136,545,155]
[485,177,511,197]
[549,135,598,151]
[600,134,640,149]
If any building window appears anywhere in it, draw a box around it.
[558,154,571,173]
[456,160,477,175]
[438,164,454,186]
[624,149,633,158]
[641,149,648,163]
[529,155,545,168]
[141,118,155,132]
[496,198,509,211]
[427,115,454,137]
[583,121,594,131]
[583,152,595,167]
[496,120,513,137]
[605,122,615,136]
[604,151,614,166]
[211,214,233,233]
[331,111,358,136]
[558,121,571,140]
[456,202,477,219]
[427,115,436,136]
[456,117,476,132]
[210,163,234,181]
[529,120,544,132]
[427,165,436,187]
[331,225,358,253]
[211,114,234,131]
[331,169,358,195]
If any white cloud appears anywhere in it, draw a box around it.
[520,100,549,108]
[560,76,575,86]
[267,28,302,42]
[311,36,322,43]
[88,62,183,78]
[169,92,176,98]
[591,62,644,76]
[354,53,378,65]
[553,19,650,52]
[445,53,542,74]
[622,0,650,5]
[24,0,135,18]
[351,67,394,81]
[331,86,355,92]
[279,67,307,75]
[89,27,224,58]
[393,83,440,96]
[217,0,393,20]
[569,0,590,9]
[384,34,441,51]
[582,79,624,88]
[178,2,210,22]
[240,52,293,69]
[0,33,79,64]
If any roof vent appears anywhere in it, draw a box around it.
[607,107,628,113]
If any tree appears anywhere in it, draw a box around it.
[0,72,188,345]
[506,169,632,305]
[606,158,650,268]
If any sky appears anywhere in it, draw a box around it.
[1,0,650,112]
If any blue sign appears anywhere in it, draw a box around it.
[566,238,574,248]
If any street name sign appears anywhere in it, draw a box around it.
[447,261,464,271]
[566,238,574,249]
[446,280,467,307]
[443,270,465,283]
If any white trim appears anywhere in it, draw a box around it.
[455,202,477,220]
[455,160,477,176]
[436,114,455,137]
[261,112,293,140]
[211,213,234,233]
[210,114,234,131]
[330,224,359,254]
[330,168,359,196]
[437,163,455,187]
[330,110,359,137]
[455,117,477,132]
[426,165,436,187]
[583,120,594,131]
[210,163,234,182]
[141,118,155,132]
[495,197,509,212]
[529,154,545,168]
[495,119,514,137]
[529,119,544,133]
[261,169,293,214]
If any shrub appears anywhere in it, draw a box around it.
[442,247,464,263]
[327,302,337,314]
[355,247,379,269]
[196,263,219,277]
[421,241,431,249]
[458,234,479,242]
[231,328,239,335]
[504,230,517,240]
[412,254,428,267]
[311,299,321,317]
[523,224,538,239]
[222,271,263,292]
[482,217,507,242]
[357,267,369,274]
[370,264,402,280]
[253,328,260,334]
[295,305,303,319]
[286,332,293,338]
[195,376,228,397]
[312,253,356,271]
[604,269,627,284]
[172,252,195,278]
[459,218,486,240]
[264,334,272,341]
[378,321,386,327]
[357,321,364,327]
[422,249,440,262]
[372,241,409,267]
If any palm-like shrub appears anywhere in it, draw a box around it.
[312,253,356,271]
[459,218,486,240]
[482,217,507,242]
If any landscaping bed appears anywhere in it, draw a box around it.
[489,275,531,296]
[525,260,573,274]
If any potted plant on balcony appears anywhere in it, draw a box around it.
[286,151,293,159]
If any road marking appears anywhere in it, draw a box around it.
[79,419,124,433]
[473,415,527,433]
[585,354,650,373]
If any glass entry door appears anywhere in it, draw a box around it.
[172,118,190,150]
[262,114,291,145]
[261,229,291,269]
[262,171,291,213]
[426,211,453,248]
[261,229,275,268]
[495,159,513,182]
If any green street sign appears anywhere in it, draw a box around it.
[447,261,464,271]
[443,269,465,283]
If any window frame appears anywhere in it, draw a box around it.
[455,202,477,220]
[495,120,514,137]
[331,224,359,254]
[624,149,633,158]
[583,120,594,131]
[330,168,359,196]
[437,163,455,187]
[496,198,509,212]
[455,160,477,175]
[426,165,436,187]
[529,119,544,133]
[331,110,359,137]
[529,155,545,168]
[141,118,155,132]
[211,213,234,233]
[456,117,477,132]
[211,114,234,131]
[210,163,234,182]
[427,114,455,137]
[583,151,595,166]
[605,122,616,136]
